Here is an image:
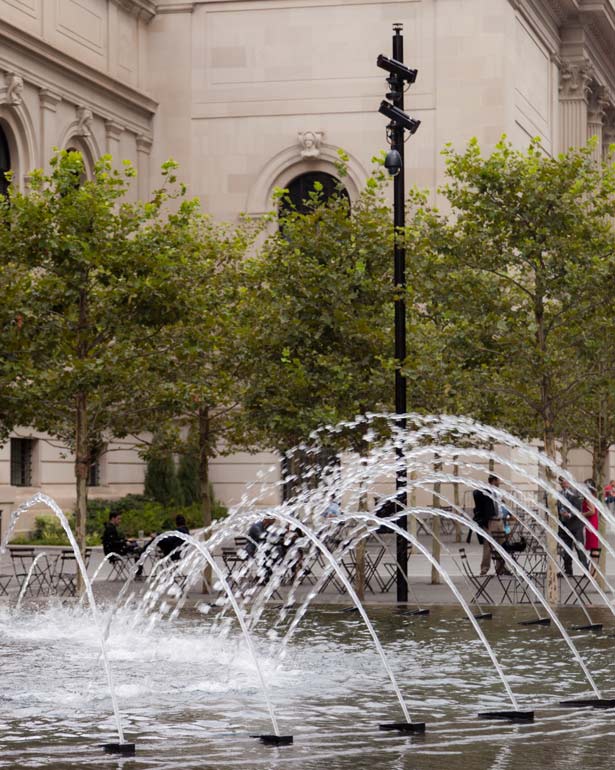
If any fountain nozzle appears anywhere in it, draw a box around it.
[102,743,136,755]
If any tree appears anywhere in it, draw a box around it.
[239,168,395,463]
[126,213,263,532]
[0,150,200,558]
[434,138,615,455]
[412,137,615,600]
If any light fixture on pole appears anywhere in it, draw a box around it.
[376,23,420,604]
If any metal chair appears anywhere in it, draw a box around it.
[9,547,55,596]
[459,547,495,605]
[54,548,92,596]
[562,574,591,605]
[105,553,131,581]
[0,572,12,596]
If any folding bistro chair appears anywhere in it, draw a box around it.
[54,548,92,596]
[459,548,495,605]
[363,543,386,592]
[222,547,246,586]
[106,553,131,581]
[0,571,12,596]
[491,565,516,604]
[380,562,398,593]
[9,547,55,596]
[562,574,591,606]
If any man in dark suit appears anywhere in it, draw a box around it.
[557,477,588,575]
[474,475,507,576]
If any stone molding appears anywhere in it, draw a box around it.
[39,88,61,112]
[136,134,153,154]
[246,141,366,216]
[156,2,195,12]
[105,119,125,142]
[0,18,157,125]
[110,0,156,22]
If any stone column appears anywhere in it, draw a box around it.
[104,119,124,162]
[603,111,615,162]
[136,134,152,200]
[558,59,593,152]
[39,88,61,171]
[587,85,609,163]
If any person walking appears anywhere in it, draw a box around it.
[557,477,588,576]
[475,475,508,576]
[582,479,600,576]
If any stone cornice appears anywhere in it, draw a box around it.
[110,0,157,21]
[156,1,195,12]
[0,18,157,123]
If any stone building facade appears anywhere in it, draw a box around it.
[0,0,614,524]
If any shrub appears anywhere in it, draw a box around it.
[10,490,228,545]
[10,514,100,546]
[144,453,181,506]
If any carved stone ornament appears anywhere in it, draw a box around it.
[587,85,611,127]
[298,130,324,158]
[558,59,594,101]
[4,72,24,106]
[75,106,94,137]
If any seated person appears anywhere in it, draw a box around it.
[158,514,190,561]
[102,512,143,575]
[245,516,287,583]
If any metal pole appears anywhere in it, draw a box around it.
[392,23,408,603]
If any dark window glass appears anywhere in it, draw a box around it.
[10,438,33,487]
[88,458,100,487]
[279,172,349,217]
[0,127,10,198]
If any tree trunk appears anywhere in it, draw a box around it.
[409,470,417,541]
[198,406,212,591]
[592,432,609,591]
[354,442,369,600]
[535,287,559,605]
[355,536,366,602]
[431,454,442,585]
[74,390,89,594]
[560,431,569,470]
[453,457,461,542]
[543,427,560,606]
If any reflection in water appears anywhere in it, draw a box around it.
[0,605,614,770]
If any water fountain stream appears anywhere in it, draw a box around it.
[1,414,614,767]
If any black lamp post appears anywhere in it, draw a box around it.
[377,24,420,603]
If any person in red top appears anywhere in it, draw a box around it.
[582,479,600,575]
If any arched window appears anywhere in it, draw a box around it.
[0,126,11,197]
[280,171,349,217]
[66,146,89,186]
